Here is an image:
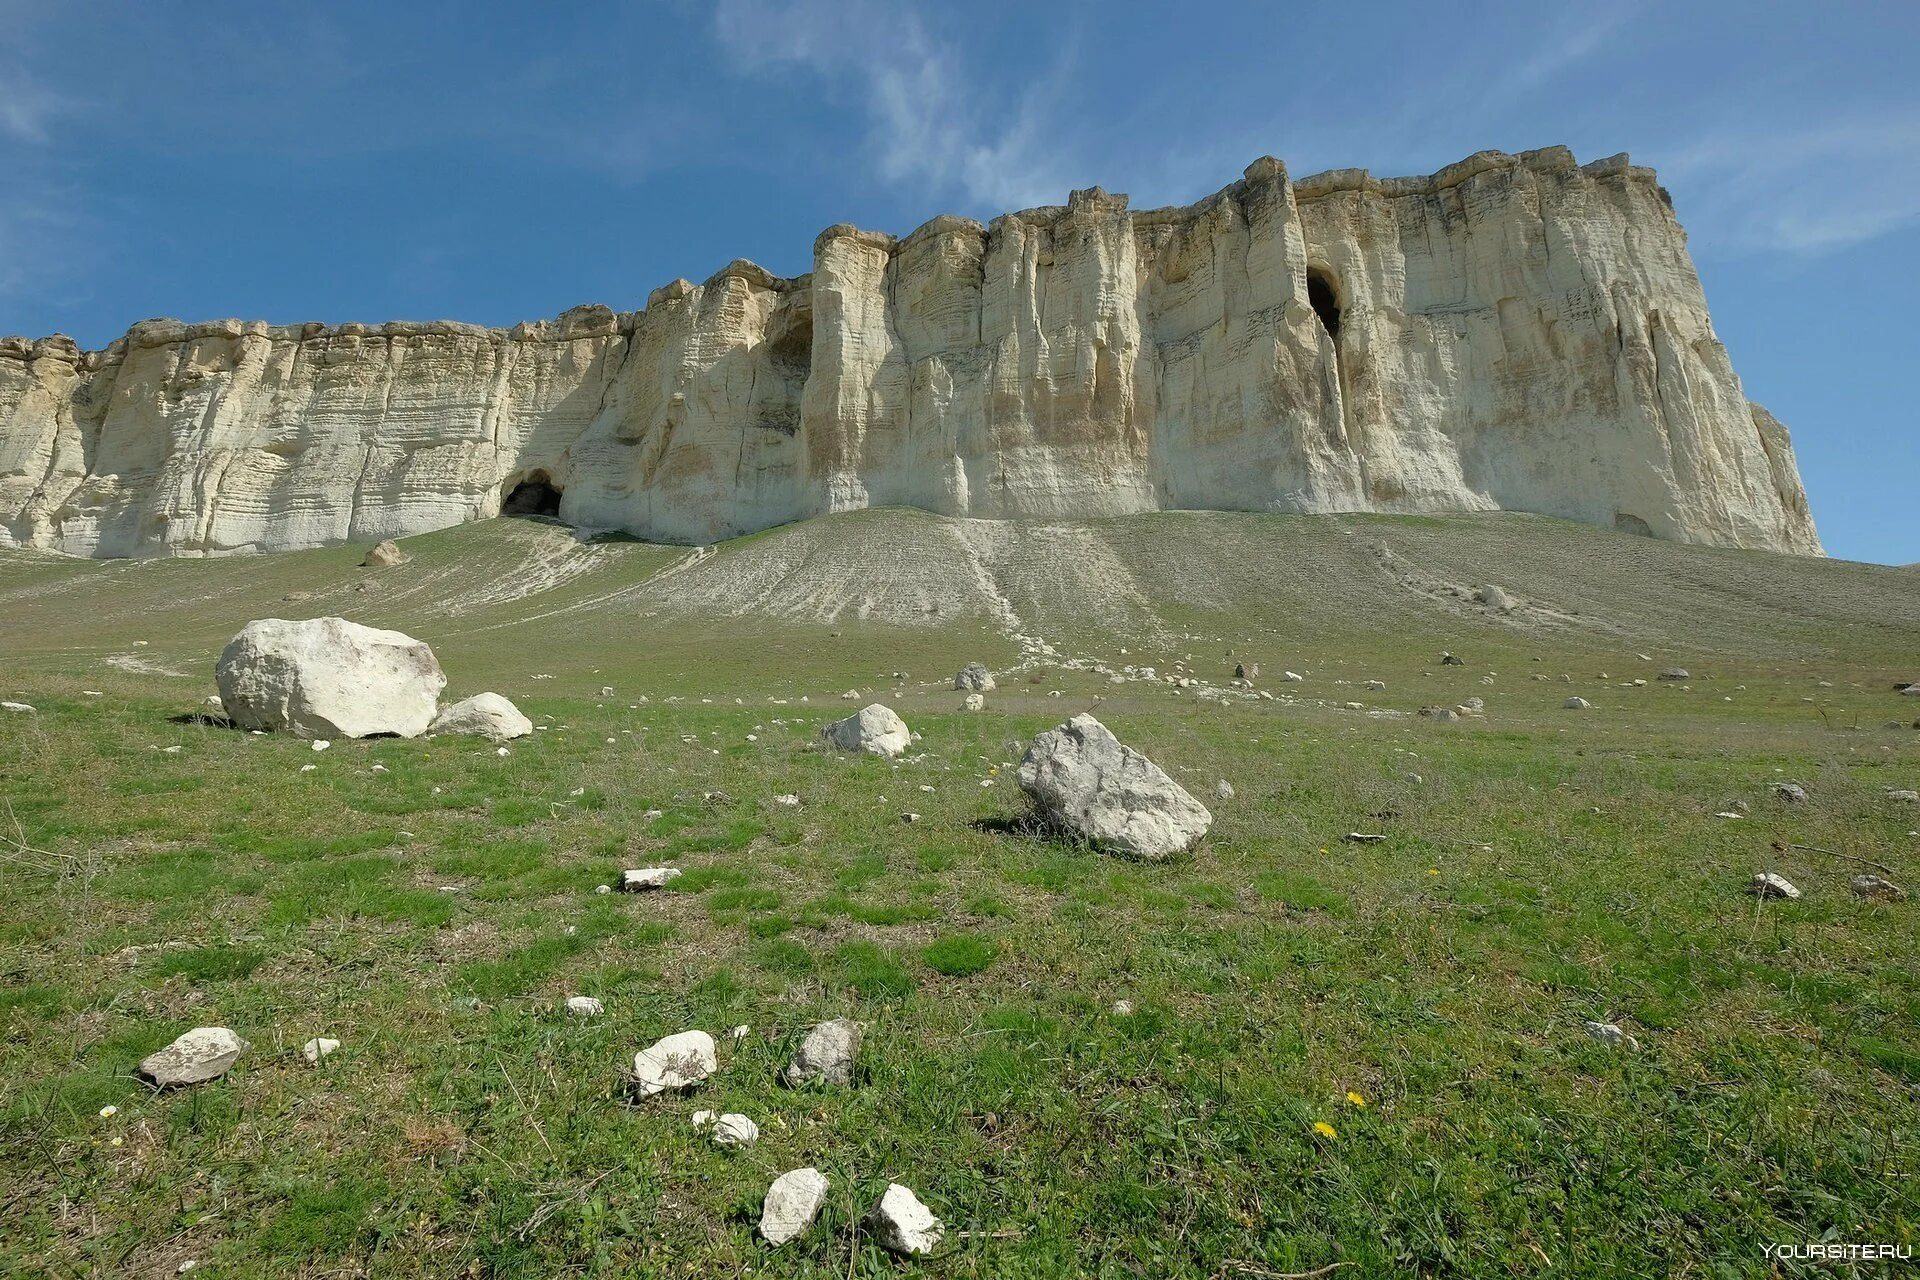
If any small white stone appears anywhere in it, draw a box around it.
[311,739,331,752]
[1850,874,1905,901]
[140,1027,248,1086]
[630,1030,716,1099]
[1583,1020,1635,1049]
[1215,780,1234,800]
[1281,671,1303,682]
[691,1109,717,1129]
[621,867,682,892]
[370,763,389,773]
[784,1018,861,1086]
[730,1024,750,1042]
[868,1183,944,1256]
[595,883,612,895]
[302,1036,341,1065]
[565,996,603,1018]
[711,1112,759,1148]
[760,1167,830,1246]
[1563,697,1592,710]
[299,764,317,773]
[495,746,510,757]
[1111,999,1134,1016]
[1,701,35,713]
[773,793,800,806]
[1749,872,1801,900]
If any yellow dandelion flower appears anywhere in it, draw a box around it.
[1426,868,1440,875]
[1346,1091,1368,1108]
[110,1136,124,1147]
[1312,1121,1337,1139]
[98,1105,117,1118]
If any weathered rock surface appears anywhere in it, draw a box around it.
[429,692,532,742]
[630,1030,716,1099]
[361,539,407,568]
[1,150,1819,559]
[821,704,910,757]
[760,1168,830,1246]
[953,663,995,692]
[621,866,682,891]
[1749,872,1801,900]
[868,1183,944,1256]
[1850,874,1905,901]
[139,1027,247,1086]
[1017,714,1212,859]
[784,1018,861,1087]
[216,617,444,738]
[710,1113,759,1149]
[302,1036,341,1064]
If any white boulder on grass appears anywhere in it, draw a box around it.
[821,704,911,758]
[760,1167,830,1246]
[566,996,604,1018]
[216,617,444,738]
[711,1113,759,1148]
[953,663,996,692]
[621,867,682,891]
[1016,714,1212,860]
[302,1036,341,1064]
[430,693,532,742]
[1563,696,1592,710]
[630,1030,716,1099]
[1850,874,1905,901]
[139,1027,248,1087]
[1749,873,1801,900]
[784,1018,861,1086]
[868,1183,944,1256]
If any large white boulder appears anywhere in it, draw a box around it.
[630,1030,716,1099]
[216,617,444,738]
[430,692,532,742]
[1016,714,1212,860]
[953,663,996,692]
[821,704,911,758]
[139,1027,248,1087]
[760,1167,830,1246]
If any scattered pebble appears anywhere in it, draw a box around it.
[1749,872,1801,900]
[867,1183,945,1256]
[711,1113,759,1149]
[760,1167,830,1246]
[1111,999,1134,1016]
[1850,874,1905,901]
[311,739,331,752]
[1583,1020,1636,1049]
[1772,782,1809,804]
[301,1037,341,1065]
[630,1030,717,1099]
[784,1018,861,1087]
[139,1027,247,1087]
[621,867,682,891]
[566,996,604,1018]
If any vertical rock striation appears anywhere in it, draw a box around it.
[0,148,1821,558]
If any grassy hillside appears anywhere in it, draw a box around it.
[1,511,1915,1277]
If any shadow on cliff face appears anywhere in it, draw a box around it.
[503,472,563,520]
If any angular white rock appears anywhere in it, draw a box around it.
[1749,873,1801,900]
[867,1183,944,1256]
[1016,714,1212,860]
[760,1167,830,1246]
[621,867,682,891]
[1849,874,1905,901]
[821,704,911,758]
[216,617,445,738]
[962,692,985,712]
[1582,1020,1634,1049]
[139,1027,248,1086]
[1563,697,1592,710]
[302,1036,341,1064]
[430,692,533,742]
[630,1030,716,1098]
[784,1018,861,1087]
[566,996,604,1018]
[953,663,996,692]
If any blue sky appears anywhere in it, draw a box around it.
[2,1,1914,562]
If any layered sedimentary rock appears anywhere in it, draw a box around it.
[0,148,1822,558]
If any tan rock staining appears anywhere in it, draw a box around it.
[1,150,1819,559]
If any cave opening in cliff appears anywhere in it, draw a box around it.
[1307,269,1342,339]
[503,471,563,519]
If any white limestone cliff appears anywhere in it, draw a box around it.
[0,148,1822,558]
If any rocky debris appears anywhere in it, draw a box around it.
[302,1036,341,1065]
[2,700,35,713]
[630,1030,717,1099]
[1343,832,1385,844]
[711,1113,759,1149]
[1658,668,1690,680]
[1772,781,1809,804]
[760,1168,830,1247]
[139,1027,247,1087]
[1563,697,1592,710]
[1749,873,1801,900]
[429,692,533,742]
[216,617,445,738]
[772,793,801,807]
[963,692,985,712]
[1364,680,1386,691]
[1016,714,1212,860]
[1280,670,1304,683]
[840,689,861,700]
[821,704,911,758]
[1850,874,1906,901]
[868,1183,944,1256]
[1583,1020,1636,1049]
[1111,999,1135,1016]
[1476,584,1513,612]
[1234,661,1259,681]
[784,1018,861,1087]
[1440,652,1465,667]
[566,996,604,1018]
[1215,779,1235,800]
[360,539,408,568]
[1419,705,1462,721]
[1886,789,1919,803]
[621,867,682,892]
[900,811,921,824]
[953,663,996,692]
[1460,696,1485,713]
[1903,684,1920,697]
[730,1024,750,1042]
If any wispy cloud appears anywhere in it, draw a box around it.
[0,63,66,143]
[1660,112,1920,253]
[711,0,1078,211]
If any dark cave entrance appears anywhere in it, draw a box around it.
[503,470,563,519]
[1307,269,1343,339]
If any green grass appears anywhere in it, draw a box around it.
[0,512,1916,1276]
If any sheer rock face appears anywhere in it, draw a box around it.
[0,149,1821,559]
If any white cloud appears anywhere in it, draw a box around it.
[0,64,64,143]
[711,0,1076,211]
[1660,112,1920,254]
